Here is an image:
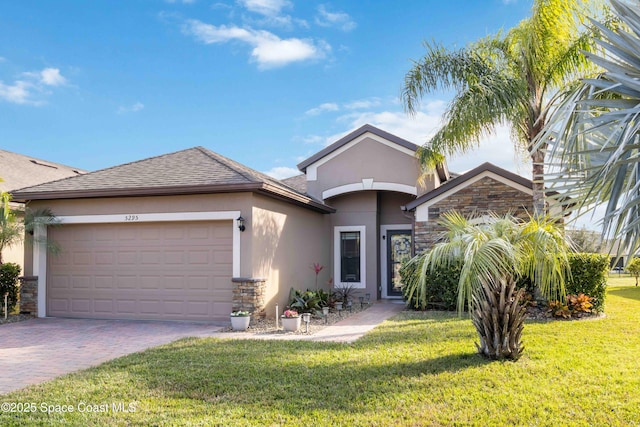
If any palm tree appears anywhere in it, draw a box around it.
[540,0,640,257]
[402,0,602,216]
[0,192,59,264]
[404,211,572,360]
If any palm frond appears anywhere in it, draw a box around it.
[541,0,640,255]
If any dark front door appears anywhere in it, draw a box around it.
[386,230,412,297]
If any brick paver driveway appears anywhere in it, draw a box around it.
[0,318,225,395]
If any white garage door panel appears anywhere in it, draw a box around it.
[47,221,233,321]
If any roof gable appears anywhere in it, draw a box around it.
[297,124,419,174]
[405,162,532,211]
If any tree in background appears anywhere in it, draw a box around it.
[402,0,603,216]
[626,258,640,287]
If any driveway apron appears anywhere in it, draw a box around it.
[0,318,224,395]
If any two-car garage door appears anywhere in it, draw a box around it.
[47,221,233,321]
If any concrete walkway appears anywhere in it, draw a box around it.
[0,302,405,395]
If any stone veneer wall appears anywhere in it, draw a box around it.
[414,177,533,254]
[231,277,267,317]
[19,276,38,315]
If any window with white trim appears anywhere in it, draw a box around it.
[334,226,366,288]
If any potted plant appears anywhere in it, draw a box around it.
[230,310,251,331]
[281,309,301,332]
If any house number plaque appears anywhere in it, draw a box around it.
[124,215,140,222]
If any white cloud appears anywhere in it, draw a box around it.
[303,97,382,117]
[263,166,300,179]
[315,4,356,31]
[39,68,67,86]
[344,97,381,110]
[238,0,291,17]
[117,102,145,114]
[184,19,330,68]
[0,80,36,105]
[305,102,339,116]
[0,67,68,105]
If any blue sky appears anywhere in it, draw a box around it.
[0,0,536,180]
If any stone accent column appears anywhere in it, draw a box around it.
[19,276,38,316]
[231,277,266,317]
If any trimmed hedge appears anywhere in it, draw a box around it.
[401,256,461,311]
[566,253,609,312]
[401,252,609,313]
[0,263,21,315]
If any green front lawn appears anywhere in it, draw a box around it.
[2,280,640,426]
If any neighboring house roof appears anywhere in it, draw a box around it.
[404,162,532,211]
[0,150,85,193]
[11,147,334,213]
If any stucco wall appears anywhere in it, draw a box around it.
[306,136,423,200]
[379,192,414,225]
[414,177,533,254]
[251,194,330,317]
[326,192,378,298]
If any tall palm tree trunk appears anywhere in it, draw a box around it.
[531,148,547,218]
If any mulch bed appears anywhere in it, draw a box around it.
[525,305,605,321]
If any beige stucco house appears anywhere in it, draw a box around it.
[12,124,534,322]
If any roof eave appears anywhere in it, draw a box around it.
[258,183,335,213]
[12,182,335,214]
[10,183,265,202]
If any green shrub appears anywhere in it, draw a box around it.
[626,257,640,286]
[400,255,461,311]
[0,263,21,315]
[289,289,322,313]
[565,253,609,312]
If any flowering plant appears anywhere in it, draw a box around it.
[311,262,324,290]
[230,310,250,317]
[282,309,299,318]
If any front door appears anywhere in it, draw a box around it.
[386,229,412,297]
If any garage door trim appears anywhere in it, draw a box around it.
[34,210,242,318]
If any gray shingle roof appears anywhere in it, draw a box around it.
[0,150,85,193]
[11,147,333,213]
[281,174,307,194]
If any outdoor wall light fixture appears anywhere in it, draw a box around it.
[237,216,246,232]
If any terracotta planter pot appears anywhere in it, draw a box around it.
[281,316,301,332]
[230,315,250,331]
